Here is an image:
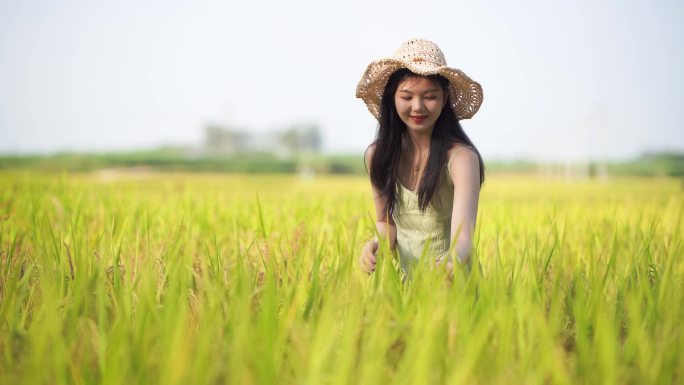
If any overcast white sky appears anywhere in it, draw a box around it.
[1,0,682,161]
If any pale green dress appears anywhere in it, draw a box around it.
[392,148,468,273]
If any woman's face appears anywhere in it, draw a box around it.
[393,76,446,134]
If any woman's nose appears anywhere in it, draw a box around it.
[411,98,425,112]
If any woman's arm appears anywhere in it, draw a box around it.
[360,144,397,273]
[447,145,481,266]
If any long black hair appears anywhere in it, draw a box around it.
[368,68,485,216]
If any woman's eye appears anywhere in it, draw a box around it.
[425,96,437,100]
[400,97,411,101]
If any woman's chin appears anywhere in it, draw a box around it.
[405,124,434,135]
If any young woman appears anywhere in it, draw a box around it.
[356,38,484,275]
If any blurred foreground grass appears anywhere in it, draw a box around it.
[0,171,682,384]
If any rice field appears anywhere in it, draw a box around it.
[0,171,682,384]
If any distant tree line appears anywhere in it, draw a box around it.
[0,151,681,177]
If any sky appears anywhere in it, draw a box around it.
[0,0,683,161]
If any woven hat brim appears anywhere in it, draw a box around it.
[355,58,483,121]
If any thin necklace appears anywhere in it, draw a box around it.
[413,150,429,172]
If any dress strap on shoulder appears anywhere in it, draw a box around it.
[447,145,473,173]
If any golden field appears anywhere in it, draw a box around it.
[0,171,682,384]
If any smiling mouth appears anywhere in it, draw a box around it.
[410,116,426,123]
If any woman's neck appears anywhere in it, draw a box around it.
[406,130,431,157]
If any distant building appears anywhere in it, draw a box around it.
[202,123,322,158]
[204,124,250,155]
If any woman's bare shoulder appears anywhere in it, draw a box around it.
[447,143,477,163]
[447,143,479,178]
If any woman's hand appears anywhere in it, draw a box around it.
[435,253,472,279]
[359,240,379,274]
[435,253,453,274]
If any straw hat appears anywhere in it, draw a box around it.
[356,38,483,121]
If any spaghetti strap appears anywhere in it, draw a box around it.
[447,145,473,173]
